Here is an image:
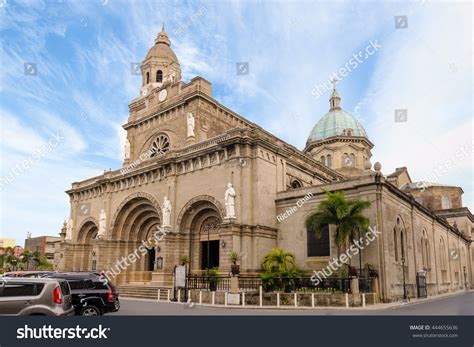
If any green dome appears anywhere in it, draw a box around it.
[307,109,368,142]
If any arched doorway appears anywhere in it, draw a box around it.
[76,220,98,271]
[199,216,221,270]
[110,195,161,275]
[177,197,224,273]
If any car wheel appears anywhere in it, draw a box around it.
[80,305,101,316]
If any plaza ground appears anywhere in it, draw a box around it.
[110,290,473,315]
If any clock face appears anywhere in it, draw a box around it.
[158,89,168,102]
[141,86,149,97]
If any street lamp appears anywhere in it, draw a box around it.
[463,266,467,290]
[11,258,18,271]
[401,257,407,301]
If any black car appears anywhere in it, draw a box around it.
[44,272,119,316]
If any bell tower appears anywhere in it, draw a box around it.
[140,24,182,96]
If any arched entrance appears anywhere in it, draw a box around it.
[110,195,162,275]
[177,196,224,273]
[75,219,98,271]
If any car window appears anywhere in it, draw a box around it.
[0,283,44,297]
[93,281,109,290]
[59,281,70,295]
[68,279,95,290]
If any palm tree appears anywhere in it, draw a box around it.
[261,248,299,292]
[262,248,296,273]
[305,190,371,277]
[31,251,41,270]
[20,250,33,270]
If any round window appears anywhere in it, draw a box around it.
[150,134,170,157]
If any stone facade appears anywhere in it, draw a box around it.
[56,28,473,302]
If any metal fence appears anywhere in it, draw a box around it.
[186,274,373,293]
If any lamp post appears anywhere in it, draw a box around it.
[463,266,467,290]
[401,257,407,301]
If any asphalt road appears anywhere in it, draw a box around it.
[110,291,474,315]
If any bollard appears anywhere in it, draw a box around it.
[345,293,349,308]
[277,292,280,307]
[212,291,215,305]
[362,293,366,308]
[259,286,263,307]
[225,292,228,306]
[199,290,202,304]
[242,292,245,307]
[178,289,181,303]
[167,289,170,302]
[311,292,315,308]
[294,293,297,307]
[157,289,161,301]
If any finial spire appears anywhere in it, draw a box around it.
[155,24,171,46]
[329,78,341,111]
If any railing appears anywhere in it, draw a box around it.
[238,276,262,292]
[186,274,231,291]
[186,274,374,293]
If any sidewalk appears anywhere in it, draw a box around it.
[120,289,472,311]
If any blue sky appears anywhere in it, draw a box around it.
[0,0,472,245]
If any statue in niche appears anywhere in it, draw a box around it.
[162,197,172,227]
[224,183,236,219]
[97,209,107,239]
[66,218,73,240]
[187,112,195,137]
[124,139,130,160]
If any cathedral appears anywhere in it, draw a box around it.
[56,27,473,302]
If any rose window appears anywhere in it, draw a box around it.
[150,134,170,157]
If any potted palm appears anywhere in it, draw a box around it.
[229,251,240,276]
[179,255,189,266]
[207,267,219,291]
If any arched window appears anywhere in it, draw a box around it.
[291,180,302,189]
[350,153,355,167]
[307,225,330,257]
[393,228,398,261]
[441,195,450,209]
[326,154,332,168]
[156,70,163,83]
[343,153,349,167]
[146,72,150,84]
[320,156,326,165]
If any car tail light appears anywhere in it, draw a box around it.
[107,289,113,302]
[53,286,62,305]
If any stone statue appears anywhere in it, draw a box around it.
[167,72,175,84]
[187,112,195,137]
[162,196,172,227]
[224,183,236,219]
[124,138,130,160]
[98,209,107,239]
[66,218,73,240]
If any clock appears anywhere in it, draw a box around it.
[141,86,149,97]
[158,89,168,102]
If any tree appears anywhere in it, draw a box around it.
[305,190,371,277]
[262,248,296,274]
[20,250,33,270]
